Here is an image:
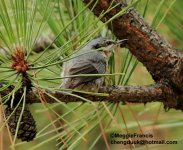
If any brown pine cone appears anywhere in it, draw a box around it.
[5,106,37,142]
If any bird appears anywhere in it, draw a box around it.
[60,37,126,93]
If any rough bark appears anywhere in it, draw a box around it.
[1,84,164,103]
[82,0,183,110]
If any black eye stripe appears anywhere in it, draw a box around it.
[107,41,111,44]
[94,43,100,49]
[106,41,112,45]
[93,40,113,49]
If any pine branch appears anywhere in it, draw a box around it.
[0,84,163,102]
[81,0,183,110]
[0,83,178,110]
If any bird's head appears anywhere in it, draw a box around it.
[89,37,127,58]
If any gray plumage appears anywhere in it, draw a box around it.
[60,37,122,92]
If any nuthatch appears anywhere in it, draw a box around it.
[60,37,126,92]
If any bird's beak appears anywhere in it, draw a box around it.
[108,39,127,50]
[108,39,127,48]
[112,39,128,51]
[114,39,128,45]
[103,39,127,58]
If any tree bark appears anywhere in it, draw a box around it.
[81,0,183,110]
[1,84,164,103]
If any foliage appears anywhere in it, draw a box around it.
[0,0,182,149]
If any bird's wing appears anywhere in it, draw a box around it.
[67,60,106,88]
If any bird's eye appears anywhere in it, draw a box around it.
[94,44,100,49]
[106,41,112,45]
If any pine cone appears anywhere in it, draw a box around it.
[5,106,37,142]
